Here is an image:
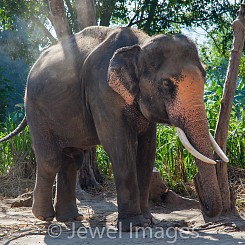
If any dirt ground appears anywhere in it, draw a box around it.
[0,188,245,245]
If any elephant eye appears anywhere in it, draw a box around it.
[159,78,173,89]
[162,79,172,87]
[158,78,176,96]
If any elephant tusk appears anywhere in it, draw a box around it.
[209,133,229,163]
[176,127,216,165]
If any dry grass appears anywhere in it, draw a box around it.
[0,159,35,197]
[228,166,245,211]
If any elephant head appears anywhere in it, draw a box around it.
[108,34,229,218]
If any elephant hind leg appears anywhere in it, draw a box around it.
[54,151,83,222]
[26,106,63,221]
[32,156,61,221]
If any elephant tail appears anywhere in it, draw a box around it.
[0,116,27,143]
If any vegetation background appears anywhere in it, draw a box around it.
[0,0,244,199]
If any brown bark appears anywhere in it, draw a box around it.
[149,168,199,210]
[78,148,104,189]
[48,0,71,39]
[75,0,96,31]
[214,1,245,215]
[142,0,158,33]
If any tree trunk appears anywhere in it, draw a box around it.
[149,168,199,209]
[64,0,79,33]
[48,0,71,39]
[75,0,96,30]
[142,0,158,33]
[214,1,245,215]
[79,148,104,189]
[98,0,115,26]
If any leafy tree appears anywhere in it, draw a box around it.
[1,0,244,195]
[0,0,55,47]
[1,0,243,52]
[0,68,12,127]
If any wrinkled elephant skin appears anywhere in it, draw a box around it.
[20,27,222,231]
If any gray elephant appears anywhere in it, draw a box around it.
[0,26,228,231]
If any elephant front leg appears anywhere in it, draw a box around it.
[136,123,157,223]
[103,137,151,231]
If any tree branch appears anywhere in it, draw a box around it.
[31,16,57,44]
[48,0,71,39]
[76,0,96,31]
[199,26,223,54]
[64,0,79,32]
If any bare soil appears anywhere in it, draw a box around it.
[0,188,245,245]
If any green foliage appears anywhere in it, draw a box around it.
[0,0,48,30]
[0,68,13,127]
[200,28,245,169]
[155,125,196,192]
[0,110,35,176]
[1,0,244,194]
[0,0,52,49]
[96,146,111,176]
[204,80,245,169]
[227,108,245,168]
[109,0,241,36]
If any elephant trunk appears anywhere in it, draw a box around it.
[166,65,224,217]
[169,95,222,217]
[168,101,223,217]
[182,114,223,217]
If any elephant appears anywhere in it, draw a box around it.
[0,26,228,231]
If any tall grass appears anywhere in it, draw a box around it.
[0,93,244,193]
[227,107,245,168]
[155,125,196,193]
[205,84,245,169]
[0,111,35,177]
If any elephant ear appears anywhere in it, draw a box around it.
[108,45,141,105]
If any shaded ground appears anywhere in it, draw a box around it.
[0,189,245,245]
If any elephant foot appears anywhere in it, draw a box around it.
[32,206,55,222]
[74,214,84,221]
[55,204,83,222]
[142,210,159,225]
[56,213,83,222]
[117,214,151,232]
[37,216,54,221]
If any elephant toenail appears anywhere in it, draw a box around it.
[75,215,83,221]
[37,216,45,221]
[46,217,54,221]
